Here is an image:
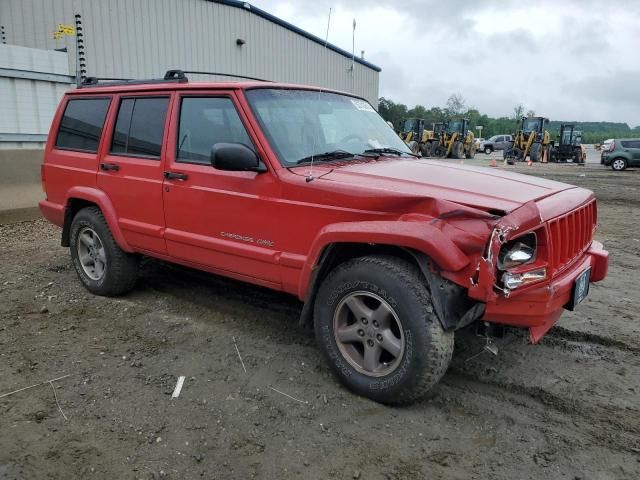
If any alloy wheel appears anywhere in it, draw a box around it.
[77,227,107,281]
[333,291,405,377]
[612,159,626,171]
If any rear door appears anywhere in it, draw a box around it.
[97,93,172,254]
[161,91,282,286]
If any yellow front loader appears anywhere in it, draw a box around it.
[433,119,476,159]
[504,116,551,164]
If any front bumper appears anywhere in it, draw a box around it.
[482,240,608,343]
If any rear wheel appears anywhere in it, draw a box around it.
[611,158,627,171]
[70,207,139,296]
[420,142,432,157]
[432,143,443,157]
[529,143,542,162]
[451,141,464,159]
[314,255,453,405]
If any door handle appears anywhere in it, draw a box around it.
[164,171,188,181]
[100,162,120,171]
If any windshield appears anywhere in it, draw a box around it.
[448,120,464,133]
[403,119,420,133]
[245,88,411,166]
[523,118,540,133]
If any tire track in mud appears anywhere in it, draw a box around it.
[448,327,640,457]
[443,369,640,456]
[545,326,640,354]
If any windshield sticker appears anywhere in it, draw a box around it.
[351,99,376,112]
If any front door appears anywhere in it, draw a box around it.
[97,94,172,254]
[628,140,640,165]
[162,92,282,287]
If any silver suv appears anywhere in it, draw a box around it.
[481,134,513,154]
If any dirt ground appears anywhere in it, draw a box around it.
[1,161,639,480]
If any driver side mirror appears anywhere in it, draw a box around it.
[210,143,267,173]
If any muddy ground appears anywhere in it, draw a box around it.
[1,162,639,479]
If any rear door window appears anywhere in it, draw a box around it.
[111,97,169,158]
[55,97,111,153]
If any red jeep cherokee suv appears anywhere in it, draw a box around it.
[40,71,608,404]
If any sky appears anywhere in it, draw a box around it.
[251,0,640,127]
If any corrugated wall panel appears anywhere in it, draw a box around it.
[0,44,72,144]
[0,0,379,105]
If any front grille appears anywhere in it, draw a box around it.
[547,201,596,273]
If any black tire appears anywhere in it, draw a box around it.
[432,143,443,158]
[407,140,420,155]
[529,143,542,162]
[611,158,627,171]
[69,206,139,296]
[420,142,432,157]
[451,141,464,159]
[484,146,493,155]
[465,145,476,159]
[314,255,453,405]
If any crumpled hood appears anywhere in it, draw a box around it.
[308,158,575,212]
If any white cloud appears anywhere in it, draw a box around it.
[251,0,640,126]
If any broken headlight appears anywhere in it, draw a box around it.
[497,232,537,270]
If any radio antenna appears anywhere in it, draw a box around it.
[351,18,356,93]
[306,7,332,183]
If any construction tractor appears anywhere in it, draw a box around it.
[434,118,476,159]
[399,118,437,156]
[504,116,551,164]
[549,124,585,164]
[426,122,447,157]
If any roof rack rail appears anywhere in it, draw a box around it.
[173,69,272,82]
[78,69,271,89]
[79,72,188,89]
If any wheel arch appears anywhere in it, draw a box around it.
[298,226,482,332]
[62,187,133,252]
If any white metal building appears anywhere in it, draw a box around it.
[0,0,381,147]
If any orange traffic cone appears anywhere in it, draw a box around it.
[490,158,497,167]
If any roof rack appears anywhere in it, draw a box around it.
[78,69,271,88]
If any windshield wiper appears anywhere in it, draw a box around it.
[362,147,418,157]
[295,150,355,165]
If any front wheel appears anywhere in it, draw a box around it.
[451,141,464,159]
[314,255,453,405]
[484,146,493,155]
[70,207,139,296]
[465,145,476,159]
[529,142,542,162]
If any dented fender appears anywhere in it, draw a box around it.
[298,219,471,300]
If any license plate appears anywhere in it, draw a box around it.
[567,268,591,311]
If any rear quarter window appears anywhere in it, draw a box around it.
[620,140,640,148]
[55,97,111,153]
